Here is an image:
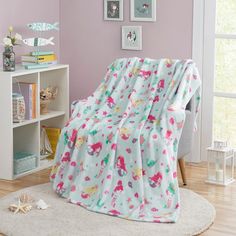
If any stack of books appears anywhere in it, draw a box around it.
[21,51,57,69]
[13,82,37,120]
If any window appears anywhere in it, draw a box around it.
[213,0,236,147]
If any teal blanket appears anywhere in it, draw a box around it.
[51,58,201,223]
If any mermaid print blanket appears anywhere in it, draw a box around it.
[50,58,201,223]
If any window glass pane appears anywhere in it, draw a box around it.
[216,0,236,34]
[213,97,236,147]
[215,39,236,93]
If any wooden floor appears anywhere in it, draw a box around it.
[0,163,236,236]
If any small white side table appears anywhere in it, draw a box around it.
[205,146,235,186]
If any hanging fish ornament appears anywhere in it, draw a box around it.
[27,22,59,32]
[23,22,58,69]
[23,37,55,47]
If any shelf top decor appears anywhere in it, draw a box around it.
[2,26,22,72]
[23,22,59,70]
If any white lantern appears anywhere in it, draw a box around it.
[206,146,235,186]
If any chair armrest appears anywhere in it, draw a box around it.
[177,99,196,159]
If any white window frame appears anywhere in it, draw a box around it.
[192,0,216,162]
[193,0,236,161]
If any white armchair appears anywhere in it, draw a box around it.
[178,97,196,185]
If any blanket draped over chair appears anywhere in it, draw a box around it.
[50,58,201,223]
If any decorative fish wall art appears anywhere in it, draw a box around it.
[23,37,55,47]
[27,22,59,32]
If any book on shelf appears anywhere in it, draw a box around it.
[21,54,57,63]
[13,82,37,120]
[24,64,52,70]
[45,127,61,159]
[22,60,58,66]
[31,51,54,56]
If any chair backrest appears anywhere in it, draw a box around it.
[178,96,196,158]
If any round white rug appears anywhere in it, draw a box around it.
[0,183,215,236]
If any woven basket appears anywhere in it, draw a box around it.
[14,152,37,175]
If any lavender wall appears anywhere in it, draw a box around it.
[0,0,60,63]
[0,0,193,102]
[60,0,193,102]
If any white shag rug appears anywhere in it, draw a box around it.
[0,183,215,236]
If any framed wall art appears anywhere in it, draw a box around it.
[130,0,156,22]
[104,0,124,21]
[122,26,142,50]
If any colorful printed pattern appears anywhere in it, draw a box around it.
[50,58,201,223]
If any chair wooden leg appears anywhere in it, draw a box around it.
[178,158,187,185]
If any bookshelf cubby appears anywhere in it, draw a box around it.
[0,65,69,180]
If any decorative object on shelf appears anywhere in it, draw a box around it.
[2,26,22,71]
[130,0,156,22]
[23,37,55,47]
[13,82,37,120]
[8,199,32,214]
[23,22,59,69]
[14,152,37,175]
[45,127,61,159]
[40,100,51,114]
[3,47,15,72]
[40,87,58,114]
[21,53,57,67]
[122,26,142,50]
[12,93,25,123]
[40,127,53,157]
[27,22,59,32]
[206,144,235,186]
[104,0,123,21]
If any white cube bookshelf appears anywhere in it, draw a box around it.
[0,65,69,180]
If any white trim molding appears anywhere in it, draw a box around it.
[215,34,236,39]
[201,0,217,161]
[192,0,217,162]
[214,92,236,99]
[190,0,205,163]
